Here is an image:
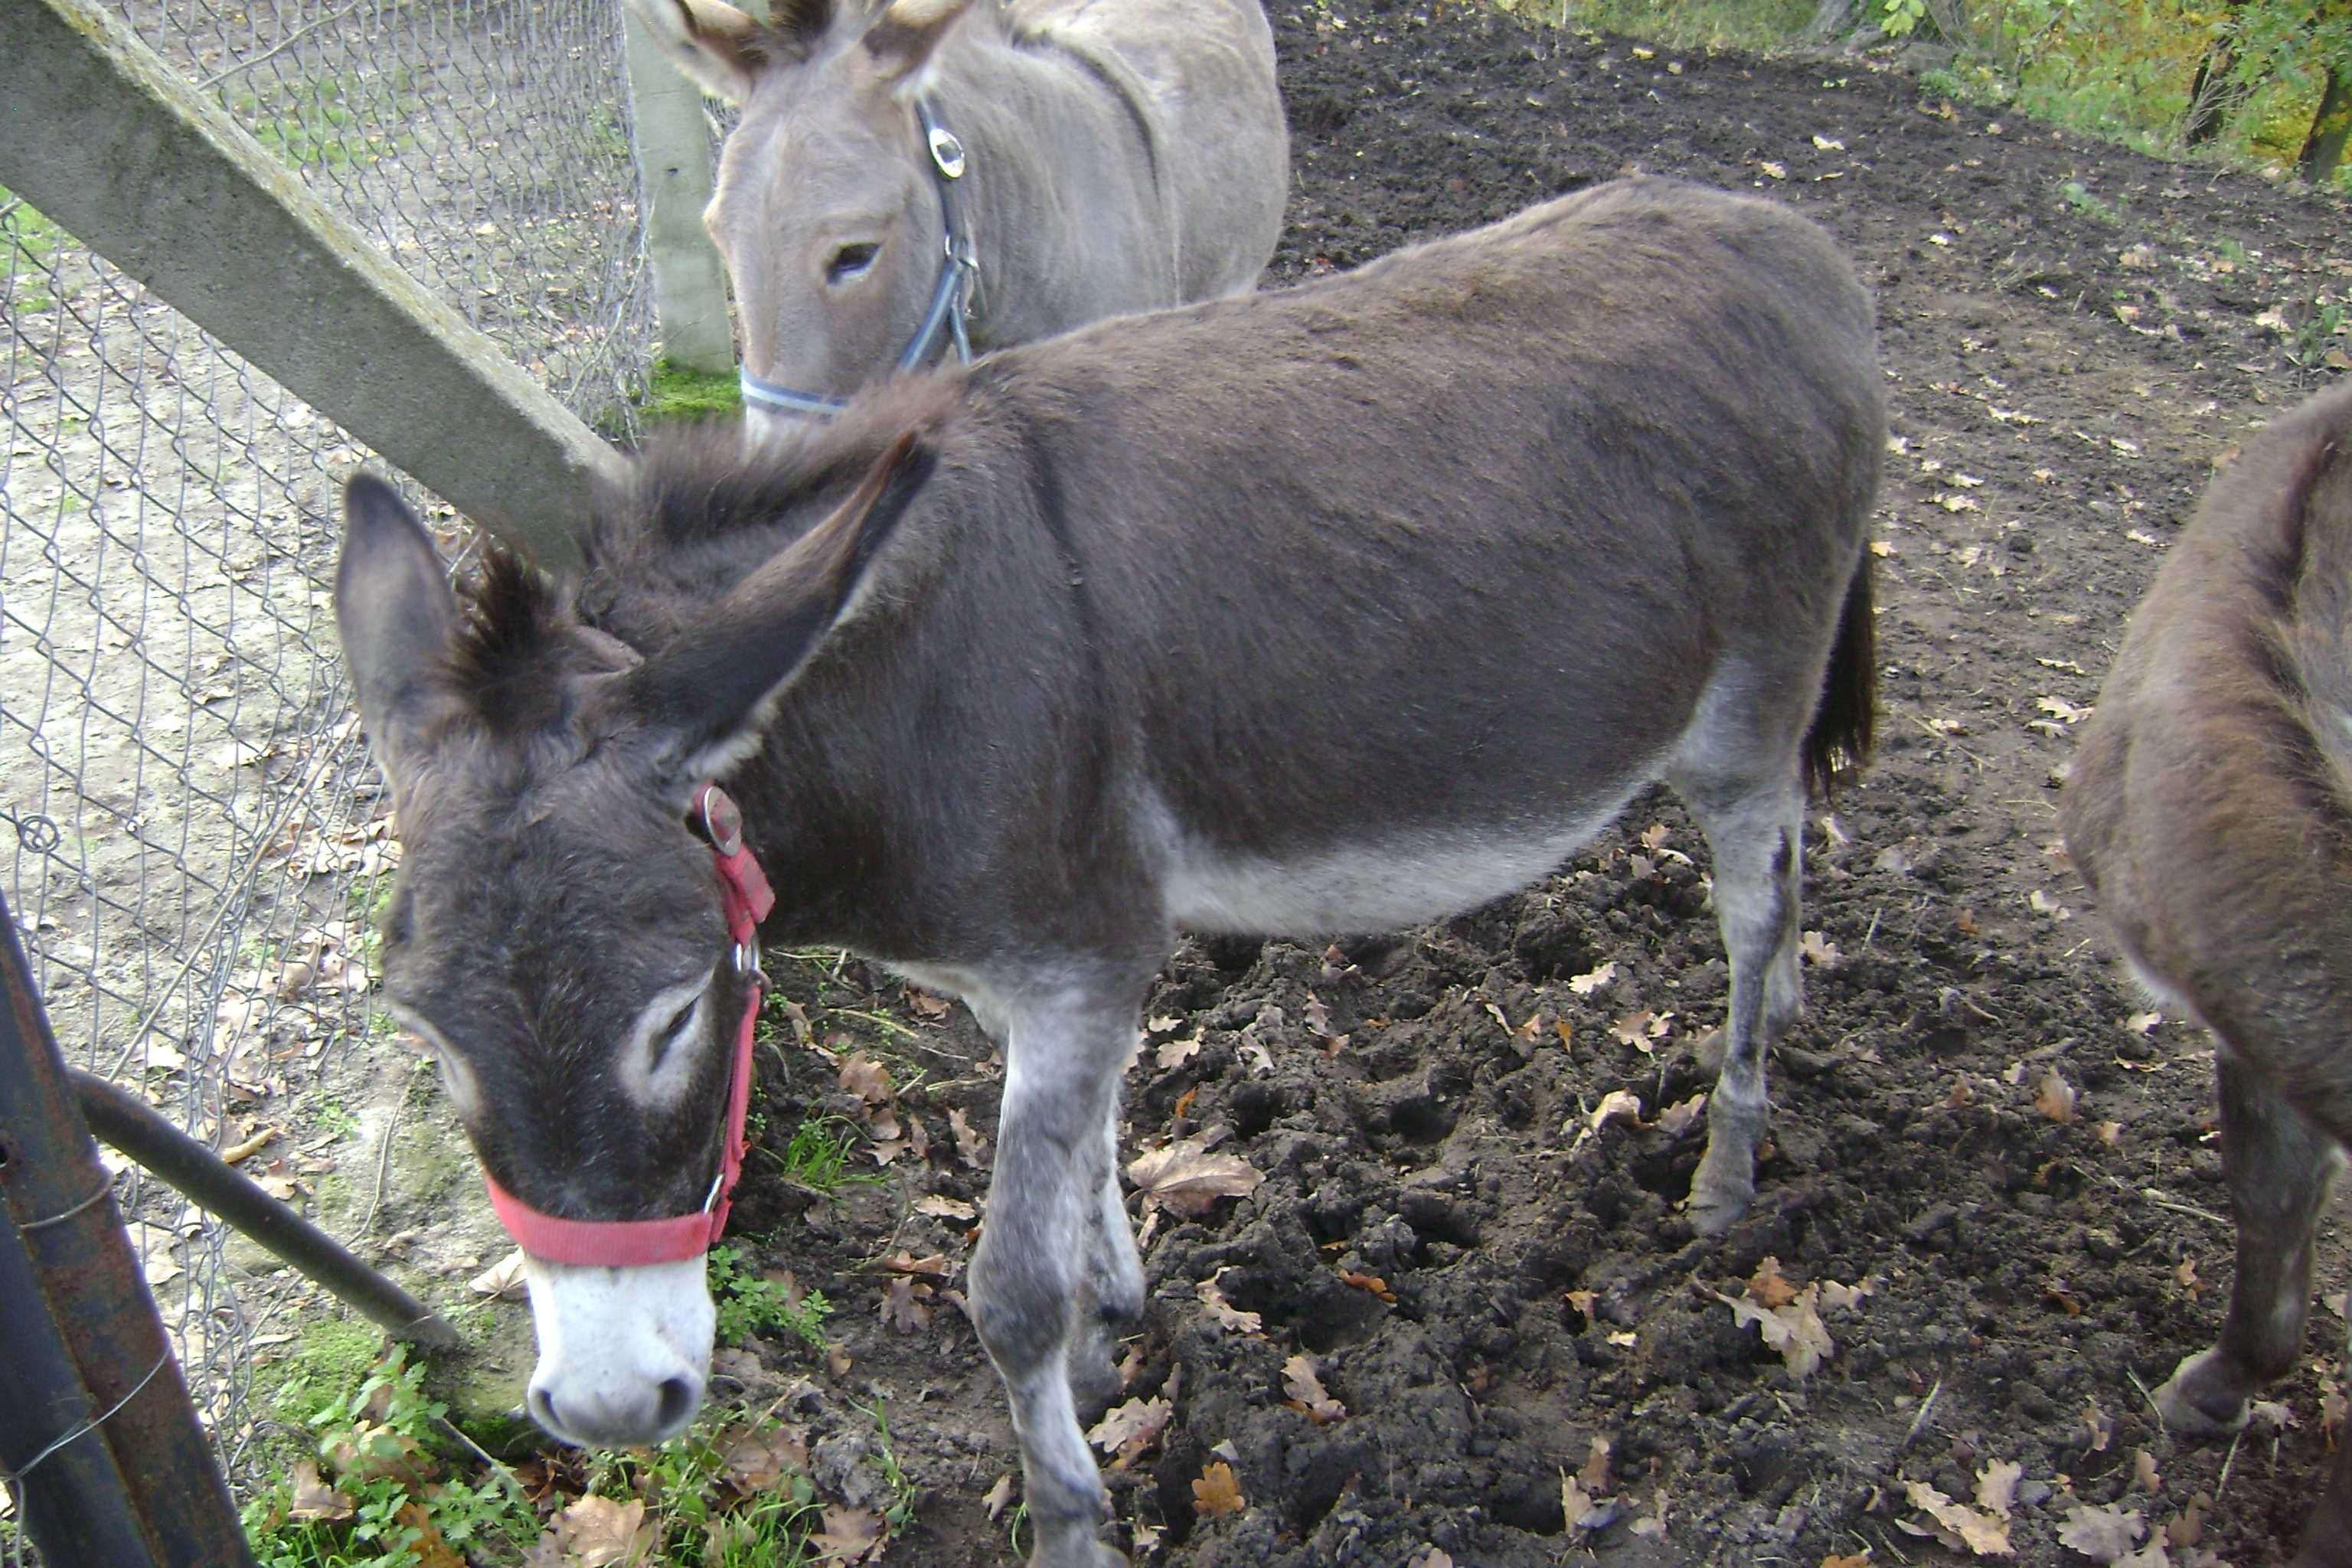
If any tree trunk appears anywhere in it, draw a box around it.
[2298,63,2350,182]
[1802,0,1861,41]
[2183,44,2232,145]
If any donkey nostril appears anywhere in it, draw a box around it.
[656,1376,697,1431]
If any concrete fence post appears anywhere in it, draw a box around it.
[0,0,630,567]
[623,10,737,375]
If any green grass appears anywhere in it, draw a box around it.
[244,1336,844,1565]
[4,185,74,312]
[643,361,745,422]
[243,1345,540,1568]
[773,1114,874,1192]
[225,74,416,172]
[707,1243,834,1351]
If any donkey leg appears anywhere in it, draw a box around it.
[1070,1097,1148,1421]
[1673,766,1806,1236]
[969,985,1140,1568]
[2155,1052,2339,1436]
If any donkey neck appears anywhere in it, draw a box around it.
[922,33,1180,347]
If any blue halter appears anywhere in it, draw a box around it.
[737,98,978,420]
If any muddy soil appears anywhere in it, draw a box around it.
[645,5,2352,1566]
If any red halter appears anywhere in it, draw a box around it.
[482,784,776,1267]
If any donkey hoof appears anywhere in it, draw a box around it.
[2153,1348,2252,1439]
[1684,1154,1756,1236]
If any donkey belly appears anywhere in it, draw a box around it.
[1157,781,1650,936]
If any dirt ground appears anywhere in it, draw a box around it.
[461,4,2352,1565]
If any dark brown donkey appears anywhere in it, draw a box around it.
[336,178,1882,1568]
[2062,377,2352,1568]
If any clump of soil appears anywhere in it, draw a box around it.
[717,4,2352,1564]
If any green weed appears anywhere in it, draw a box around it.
[775,1115,871,1193]
[708,1243,834,1350]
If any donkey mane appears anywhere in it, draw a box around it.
[754,0,1018,65]
[441,551,577,736]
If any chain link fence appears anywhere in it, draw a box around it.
[2,0,684,1530]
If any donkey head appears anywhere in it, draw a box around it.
[629,0,977,435]
[334,444,912,1447]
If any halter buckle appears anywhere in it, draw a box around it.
[927,125,965,179]
[699,785,746,855]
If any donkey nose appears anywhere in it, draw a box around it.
[516,1253,717,1449]
[528,1368,702,1449]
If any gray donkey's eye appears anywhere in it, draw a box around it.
[827,241,880,284]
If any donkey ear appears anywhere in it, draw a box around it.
[858,0,975,96]
[626,433,921,783]
[626,0,766,103]
[335,475,460,785]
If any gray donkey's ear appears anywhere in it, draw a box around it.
[625,432,920,786]
[858,0,975,97]
[336,474,460,787]
[625,0,766,103]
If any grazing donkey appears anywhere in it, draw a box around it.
[625,0,1287,436]
[2061,377,2352,1568]
[337,178,1881,1566]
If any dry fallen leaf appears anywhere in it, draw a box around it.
[947,1107,988,1167]
[716,1424,808,1491]
[1156,1033,1204,1069]
[469,1249,529,1302]
[2084,1398,2115,1452]
[2056,1501,2145,1562]
[1975,1458,2020,1517]
[1086,1396,1173,1459]
[2133,1447,2161,1494]
[808,1504,885,1563]
[1717,1283,1834,1380]
[1568,961,1618,996]
[879,1274,933,1333]
[1585,1088,1646,1135]
[1282,1353,1346,1424]
[1338,1269,1397,1303]
[550,1494,655,1567]
[1192,1460,1246,1517]
[1196,1267,1263,1334]
[1749,1256,1800,1309]
[1561,1469,1609,1531]
[982,1472,1016,1520]
[838,1055,892,1106]
[2035,1069,2079,1123]
[1821,1554,1873,1568]
[1902,1479,2014,1557]
[1578,1434,1612,1496]
[913,1193,976,1222]
[1801,929,1841,967]
[1127,1139,1263,1217]
[286,1459,354,1523]
[1657,1092,1707,1135]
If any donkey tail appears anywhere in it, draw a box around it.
[1803,553,1877,797]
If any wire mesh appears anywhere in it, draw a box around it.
[1,0,673,1541]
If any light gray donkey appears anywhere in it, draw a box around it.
[2061,377,2352,1568]
[336,178,1882,1566]
[626,0,1288,436]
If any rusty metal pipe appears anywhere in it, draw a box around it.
[71,1070,458,1351]
[0,891,257,1568]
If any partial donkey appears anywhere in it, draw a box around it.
[627,0,1287,436]
[2061,376,2352,1568]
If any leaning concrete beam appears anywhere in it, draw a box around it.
[0,0,628,567]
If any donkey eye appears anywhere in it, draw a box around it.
[827,241,880,284]
[654,997,701,1055]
